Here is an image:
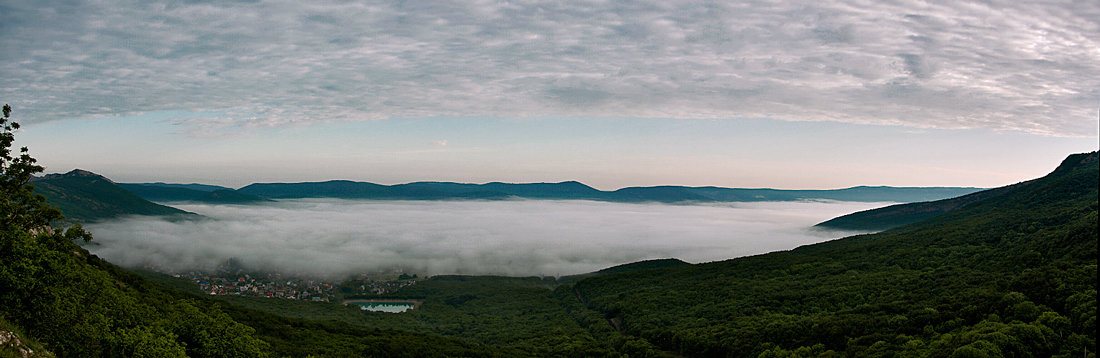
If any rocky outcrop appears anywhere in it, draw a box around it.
[0,327,52,358]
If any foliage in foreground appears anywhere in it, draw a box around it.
[0,105,269,356]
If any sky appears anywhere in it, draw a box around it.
[3,0,1098,190]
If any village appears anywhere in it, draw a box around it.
[172,269,419,302]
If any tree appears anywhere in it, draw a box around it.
[0,104,63,230]
[0,104,266,356]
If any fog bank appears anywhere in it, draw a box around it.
[85,199,886,278]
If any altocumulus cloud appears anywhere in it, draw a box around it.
[1,0,1097,136]
[83,199,885,278]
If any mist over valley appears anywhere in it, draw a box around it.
[84,199,886,278]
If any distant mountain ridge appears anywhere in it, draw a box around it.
[39,169,986,221]
[232,180,983,203]
[402,180,607,200]
[234,180,510,200]
[127,182,233,192]
[118,183,269,204]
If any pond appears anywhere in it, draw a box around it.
[346,300,420,313]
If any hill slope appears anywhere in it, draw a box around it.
[818,153,1098,231]
[569,151,1098,357]
[815,182,1028,231]
[684,185,984,202]
[30,170,193,222]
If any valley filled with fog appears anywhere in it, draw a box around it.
[85,199,889,279]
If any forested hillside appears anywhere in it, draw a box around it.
[142,273,669,357]
[572,152,1097,357]
[815,181,1028,231]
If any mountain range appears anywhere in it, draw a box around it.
[31,168,985,223]
[30,168,986,225]
[116,183,269,204]
[128,178,983,204]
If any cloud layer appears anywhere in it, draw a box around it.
[2,0,1097,136]
[84,199,884,278]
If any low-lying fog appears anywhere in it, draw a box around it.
[85,199,888,279]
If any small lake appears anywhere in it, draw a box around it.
[347,300,420,313]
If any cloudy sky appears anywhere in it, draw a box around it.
[3,0,1098,189]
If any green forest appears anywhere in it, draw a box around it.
[573,152,1097,357]
[1,102,1096,357]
